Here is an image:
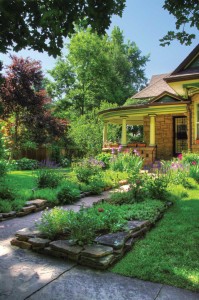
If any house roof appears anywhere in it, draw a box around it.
[165,44,199,82]
[132,73,177,99]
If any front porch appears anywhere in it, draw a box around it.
[99,98,190,165]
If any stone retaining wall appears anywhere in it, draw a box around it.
[10,208,169,270]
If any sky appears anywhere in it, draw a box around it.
[0,0,198,81]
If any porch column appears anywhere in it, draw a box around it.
[149,114,156,146]
[121,117,127,146]
[103,122,108,146]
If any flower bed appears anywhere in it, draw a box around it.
[10,200,171,270]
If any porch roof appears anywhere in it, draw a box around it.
[98,101,190,125]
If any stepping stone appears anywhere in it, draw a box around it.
[95,231,131,249]
[130,227,148,238]
[81,245,113,258]
[25,199,47,208]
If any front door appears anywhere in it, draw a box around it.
[173,117,188,156]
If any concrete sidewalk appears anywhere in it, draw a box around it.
[0,191,198,300]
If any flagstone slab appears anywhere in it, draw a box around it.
[2,211,16,218]
[25,199,47,208]
[11,238,32,249]
[81,245,113,258]
[50,240,83,256]
[95,231,131,249]
[28,237,51,248]
[16,227,44,241]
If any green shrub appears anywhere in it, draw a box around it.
[74,158,103,184]
[95,152,112,168]
[108,190,135,205]
[189,165,199,182]
[87,176,106,195]
[15,158,38,170]
[57,182,81,204]
[0,200,12,213]
[35,168,63,188]
[0,160,8,177]
[110,152,143,175]
[145,175,169,201]
[0,183,15,201]
[182,152,199,165]
[37,207,70,239]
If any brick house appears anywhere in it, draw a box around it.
[99,44,199,164]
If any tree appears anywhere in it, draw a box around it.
[160,0,199,46]
[0,0,125,57]
[0,56,65,157]
[46,27,149,115]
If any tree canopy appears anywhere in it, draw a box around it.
[46,27,149,116]
[0,0,125,57]
[161,0,199,46]
[0,56,65,157]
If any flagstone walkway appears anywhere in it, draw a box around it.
[0,190,198,300]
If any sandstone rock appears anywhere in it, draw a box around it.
[28,238,51,248]
[50,240,83,256]
[16,227,44,241]
[41,247,68,258]
[81,245,113,258]
[16,211,31,217]
[25,199,47,208]
[118,179,128,185]
[0,214,3,221]
[80,254,115,269]
[2,211,16,218]
[95,231,130,249]
[10,238,32,249]
[22,205,36,213]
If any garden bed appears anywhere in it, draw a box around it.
[10,201,171,270]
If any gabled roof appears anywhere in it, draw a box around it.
[165,44,199,82]
[149,91,184,104]
[132,74,177,99]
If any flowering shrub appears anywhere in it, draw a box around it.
[95,152,112,168]
[110,151,143,175]
[73,158,104,184]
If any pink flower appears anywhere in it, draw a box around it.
[192,161,197,165]
[178,154,183,160]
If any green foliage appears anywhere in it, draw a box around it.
[73,158,103,184]
[145,175,169,201]
[95,152,112,168]
[110,151,143,175]
[14,158,38,170]
[46,27,148,115]
[189,165,199,183]
[0,160,8,177]
[35,168,63,188]
[0,1,125,56]
[160,0,198,46]
[0,200,12,213]
[108,190,135,205]
[0,182,15,201]
[57,182,81,204]
[86,176,106,195]
[37,207,71,239]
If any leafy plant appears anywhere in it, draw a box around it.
[35,168,63,188]
[110,151,143,175]
[57,182,81,204]
[74,158,103,184]
[95,152,112,168]
[0,182,15,201]
[0,160,8,177]
[189,165,199,183]
[15,158,38,170]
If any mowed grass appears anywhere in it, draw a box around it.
[110,188,199,292]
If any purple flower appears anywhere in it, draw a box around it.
[111,148,115,154]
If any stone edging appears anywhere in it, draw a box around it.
[0,180,128,222]
[11,203,172,270]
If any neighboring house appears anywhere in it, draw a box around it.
[99,44,199,164]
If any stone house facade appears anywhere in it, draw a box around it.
[99,44,199,164]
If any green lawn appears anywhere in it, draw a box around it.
[110,188,199,292]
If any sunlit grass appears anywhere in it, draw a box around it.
[110,187,199,292]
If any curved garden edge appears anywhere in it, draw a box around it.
[10,201,172,270]
[0,180,128,222]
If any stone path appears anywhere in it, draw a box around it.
[0,190,198,300]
